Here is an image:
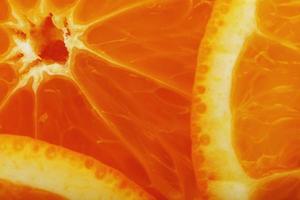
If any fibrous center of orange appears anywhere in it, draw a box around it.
[7,12,84,92]
[30,14,69,64]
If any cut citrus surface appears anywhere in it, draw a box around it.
[0,0,214,199]
[0,179,66,200]
[193,0,300,199]
[0,134,152,200]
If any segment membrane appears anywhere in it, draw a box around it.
[232,33,300,178]
[257,0,300,47]
[72,50,197,199]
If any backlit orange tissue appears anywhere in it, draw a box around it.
[0,0,298,199]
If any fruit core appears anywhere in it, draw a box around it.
[30,14,69,64]
[11,13,75,91]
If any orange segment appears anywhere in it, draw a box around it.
[192,0,256,199]
[0,63,17,103]
[0,0,214,199]
[73,0,143,24]
[36,77,117,145]
[257,0,300,46]
[8,0,39,11]
[36,77,149,189]
[251,173,300,200]
[47,0,78,10]
[0,64,15,83]
[193,0,300,199]
[0,134,153,200]
[82,0,210,93]
[232,34,300,178]
[0,0,11,22]
[0,88,35,137]
[0,27,10,56]
[72,50,198,199]
[43,0,78,15]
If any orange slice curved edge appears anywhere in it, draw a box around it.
[0,0,214,199]
[193,0,300,199]
[0,134,153,200]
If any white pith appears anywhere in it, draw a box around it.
[193,0,258,199]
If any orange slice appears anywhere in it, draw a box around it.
[193,0,300,199]
[0,134,153,199]
[0,0,214,199]
[0,180,66,200]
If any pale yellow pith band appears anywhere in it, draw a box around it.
[0,135,151,200]
[194,0,257,199]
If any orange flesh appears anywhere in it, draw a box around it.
[0,0,214,199]
[257,0,300,48]
[232,0,300,181]
[9,0,38,10]
[251,175,300,200]
[0,63,17,103]
[0,28,10,56]
[186,0,300,199]
[232,33,300,178]
[0,0,10,22]
[48,0,77,9]
[0,179,66,200]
